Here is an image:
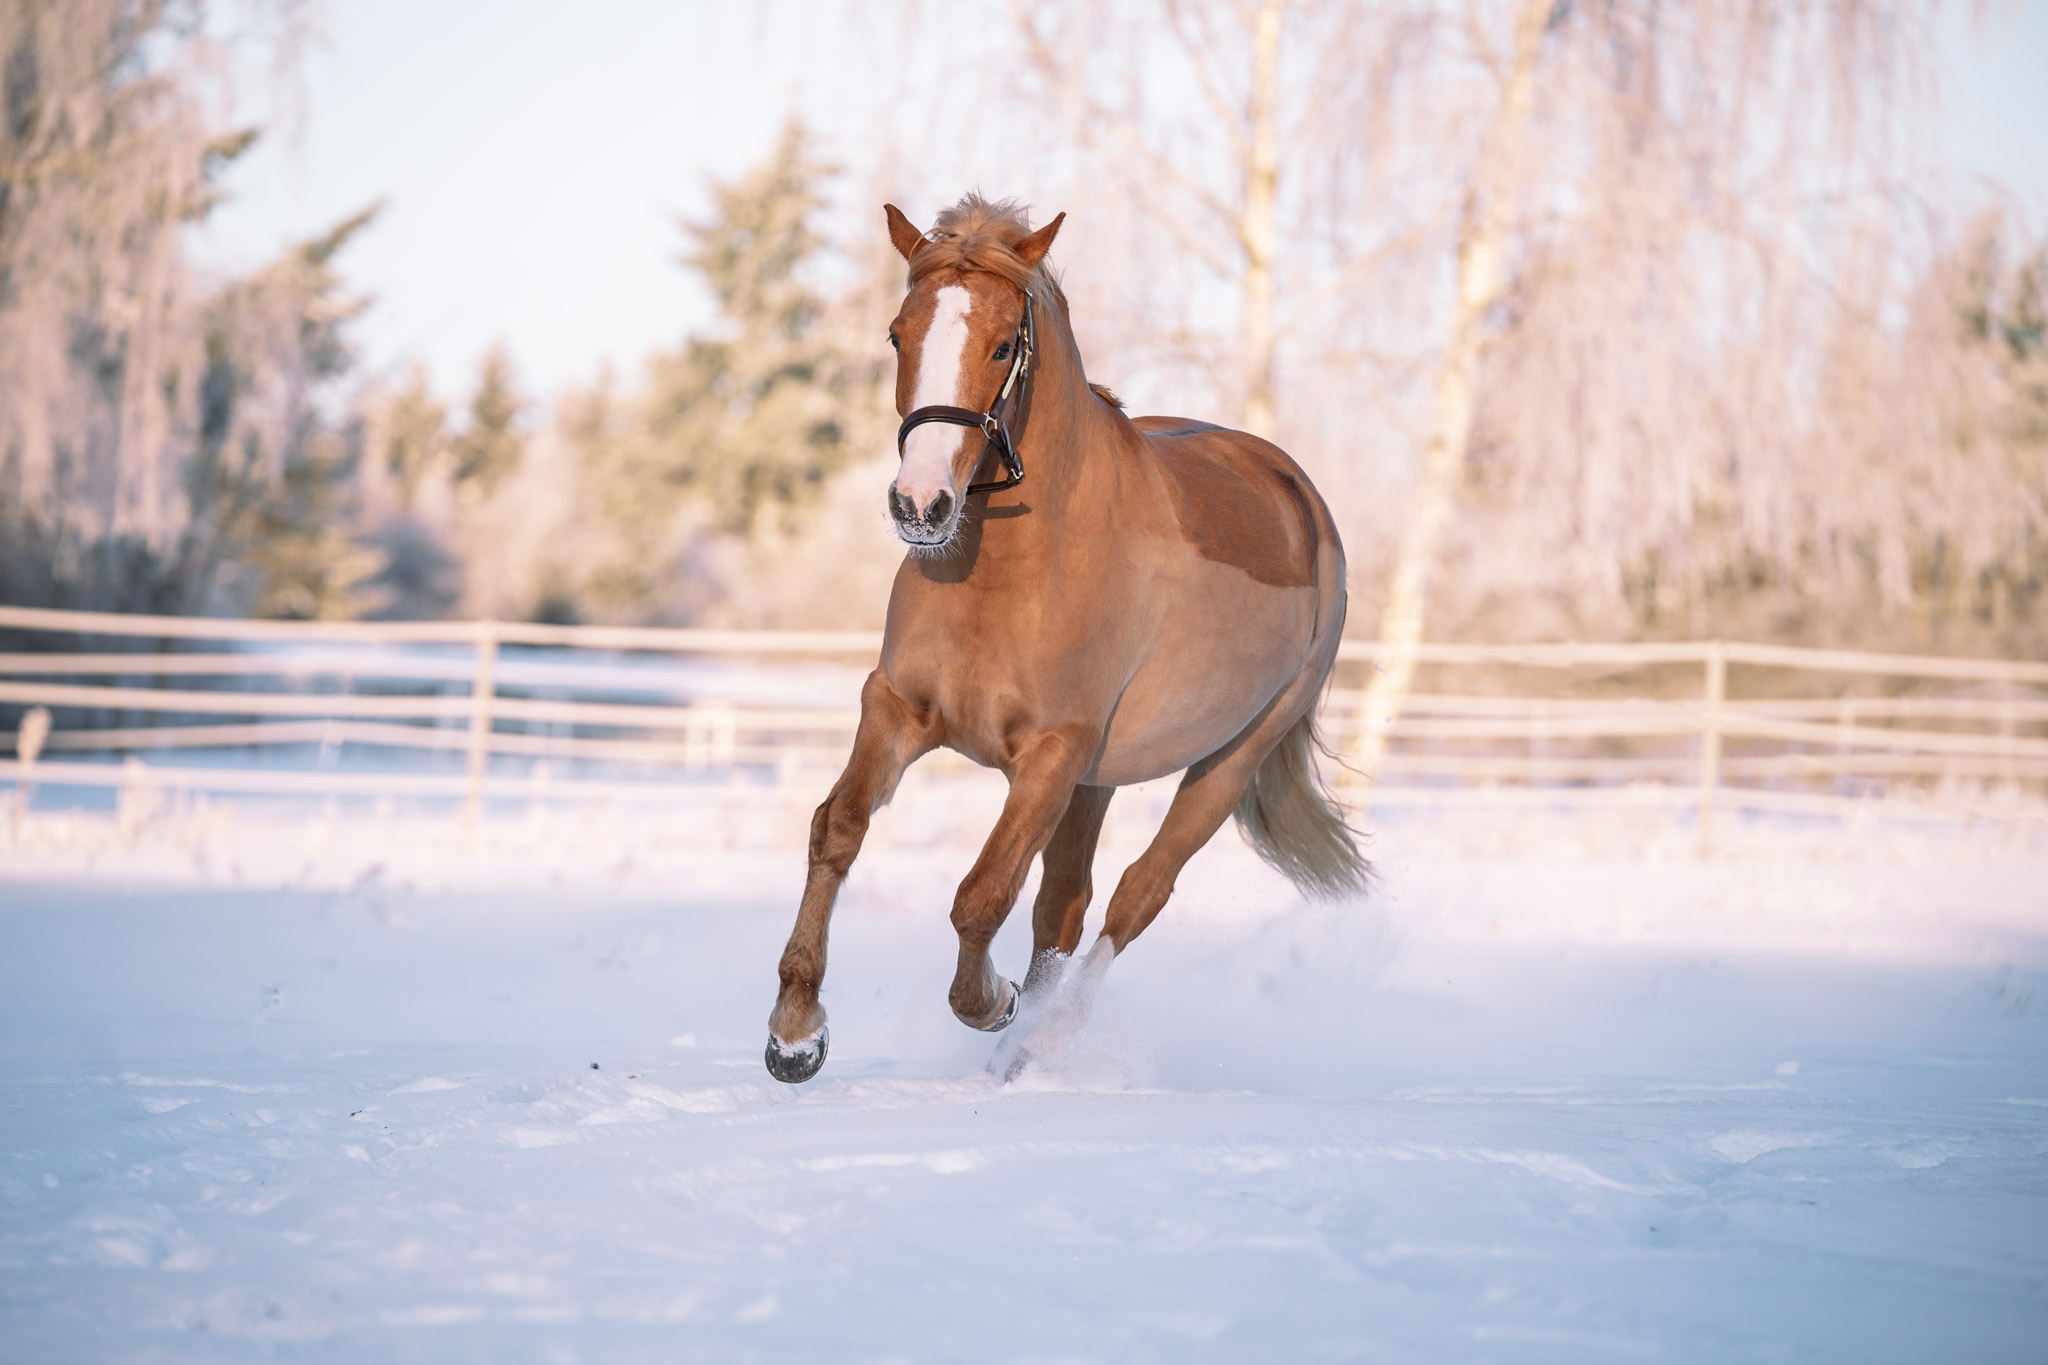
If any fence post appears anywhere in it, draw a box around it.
[14,705,50,821]
[465,622,499,826]
[1697,642,1726,859]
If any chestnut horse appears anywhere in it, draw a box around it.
[765,195,1366,1082]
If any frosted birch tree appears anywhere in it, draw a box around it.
[1010,0,1433,441]
[1347,0,1547,783]
[1346,0,1949,789]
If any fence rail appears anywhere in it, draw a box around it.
[4,605,2043,848]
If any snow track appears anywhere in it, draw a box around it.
[2,837,2044,1361]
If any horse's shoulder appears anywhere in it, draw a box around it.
[1131,417,1318,588]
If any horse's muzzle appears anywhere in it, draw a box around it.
[890,487,956,547]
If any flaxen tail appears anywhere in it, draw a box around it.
[1233,712,1371,898]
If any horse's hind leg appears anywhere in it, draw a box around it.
[1095,700,1309,961]
[765,672,933,1082]
[1023,783,1113,995]
[996,750,1266,1084]
[947,727,1097,1031]
[988,782,1114,1079]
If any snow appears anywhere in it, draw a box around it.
[3,803,2045,1362]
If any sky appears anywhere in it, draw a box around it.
[194,0,2048,407]
[196,2,841,402]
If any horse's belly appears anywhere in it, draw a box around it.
[1088,580,1315,786]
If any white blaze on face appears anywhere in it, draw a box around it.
[893,285,974,518]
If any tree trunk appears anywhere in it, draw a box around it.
[1238,0,1283,440]
[1345,0,1548,795]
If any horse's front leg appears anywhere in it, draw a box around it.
[1024,783,1114,993]
[765,672,934,1082]
[948,727,1097,1031]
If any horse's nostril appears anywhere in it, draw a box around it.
[889,488,916,524]
[926,491,953,526]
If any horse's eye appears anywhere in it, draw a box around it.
[993,342,1012,361]
[888,333,900,351]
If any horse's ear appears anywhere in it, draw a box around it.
[1014,212,1065,267]
[885,204,927,262]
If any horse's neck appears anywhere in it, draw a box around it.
[1013,307,1121,517]
[930,302,1130,591]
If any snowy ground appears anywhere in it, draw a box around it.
[3,800,2045,1362]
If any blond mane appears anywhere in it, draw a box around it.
[908,194,1066,307]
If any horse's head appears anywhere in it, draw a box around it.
[882,200,1063,551]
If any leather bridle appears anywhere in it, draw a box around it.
[894,286,1036,496]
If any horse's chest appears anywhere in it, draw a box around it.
[886,649,1112,770]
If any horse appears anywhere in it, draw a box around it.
[764,195,1367,1083]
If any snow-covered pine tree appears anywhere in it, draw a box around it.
[568,120,885,621]
[0,0,383,619]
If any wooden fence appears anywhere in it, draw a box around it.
[3,605,2045,851]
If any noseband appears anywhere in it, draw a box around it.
[894,287,1036,496]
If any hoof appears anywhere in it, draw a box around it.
[764,1027,828,1083]
[974,978,1020,1033]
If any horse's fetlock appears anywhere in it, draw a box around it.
[769,997,826,1044]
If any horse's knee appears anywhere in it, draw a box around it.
[807,791,870,877]
[948,871,1012,942]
